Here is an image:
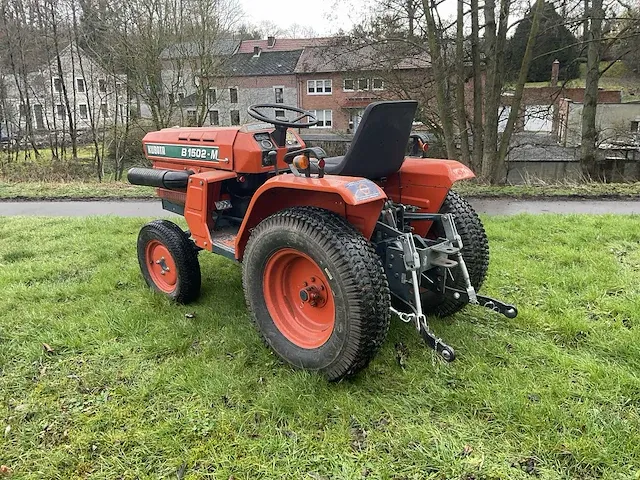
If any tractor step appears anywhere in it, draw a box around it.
[210,228,238,260]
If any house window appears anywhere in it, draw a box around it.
[230,87,238,104]
[56,104,65,119]
[33,104,44,129]
[208,88,217,105]
[98,79,107,93]
[307,79,332,95]
[274,87,284,104]
[167,93,175,105]
[310,109,332,128]
[19,104,27,116]
[631,121,640,133]
[76,78,85,93]
[357,78,369,91]
[79,104,88,119]
[101,103,108,117]
[115,83,123,95]
[53,78,62,93]
[186,109,196,125]
[275,109,286,118]
[343,79,354,91]
[349,108,366,132]
[209,110,219,125]
[372,78,384,90]
[230,109,240,125]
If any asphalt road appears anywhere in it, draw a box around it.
[1,198,640,216]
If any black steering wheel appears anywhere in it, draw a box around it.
[247,104,318,128]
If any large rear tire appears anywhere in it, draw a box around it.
[421,190,489,317]
[242,207,390,381]
[137,220,201,304]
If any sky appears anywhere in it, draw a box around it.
[238,0,369,35]
[238,0,459,36]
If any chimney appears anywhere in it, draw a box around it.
[267,36,276,48]
[550,59,560,87]
[253,46,261,57]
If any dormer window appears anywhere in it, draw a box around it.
[253,46,261,57]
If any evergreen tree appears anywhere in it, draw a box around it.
[506,2,579,82]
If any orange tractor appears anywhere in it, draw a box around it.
[128,101,517,380]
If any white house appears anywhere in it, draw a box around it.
[1,44,128,137]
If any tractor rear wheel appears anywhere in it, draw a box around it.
[137,220,201,304]
[421,190,489,317]
[242,207,390,381]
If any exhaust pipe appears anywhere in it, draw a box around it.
[127,167,192,190]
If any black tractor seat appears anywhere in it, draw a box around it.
[320,100,418,179]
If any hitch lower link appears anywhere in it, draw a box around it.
[389,213,518,362]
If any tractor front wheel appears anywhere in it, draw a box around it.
[137,220,201,304]
[242,207,390,381]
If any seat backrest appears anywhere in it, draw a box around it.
[338,100,418,178]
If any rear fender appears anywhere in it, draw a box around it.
[383,158,474,211]
[235,174,387,260]
[382,158,475,236]
[183,170,237,249]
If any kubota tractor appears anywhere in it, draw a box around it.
[128,101,517,381]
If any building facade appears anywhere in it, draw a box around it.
[294,43,430,133]
[163,37,429,131]
[1,44,128,137]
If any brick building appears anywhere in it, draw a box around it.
[194,49,304,126]
[164,37,430,130]
[176,37,331,126]
[294,43,430,132]
[500,60,623,134]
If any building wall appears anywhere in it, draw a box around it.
[515,87,622,106]
[561,101,640,146]
[2,45,127,136]
[296,71,413,132]
[181,75,297,127]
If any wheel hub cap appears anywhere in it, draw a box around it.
[263,249,335,349]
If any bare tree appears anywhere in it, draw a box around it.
[580,0,604,178]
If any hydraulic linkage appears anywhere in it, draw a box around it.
[377,205,518,362]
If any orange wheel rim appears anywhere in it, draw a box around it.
[145,240,178,293]
[263,248,335,349]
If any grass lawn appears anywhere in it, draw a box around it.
[2,180,640,201]
[0,181,153,200]
[454,181,640,199]
[1,215,640,479]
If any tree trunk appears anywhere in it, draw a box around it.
[482,0,512,184]
[455,0,471,166]
[422,0,457,159]
[497,0,545,165]
[470,0,483,173]
[580,0,603,179]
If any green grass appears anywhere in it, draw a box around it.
[1,215,640,479]
[454,181,640,198]
[0,181,153,200]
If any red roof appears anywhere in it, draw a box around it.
[237,37,333,54]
